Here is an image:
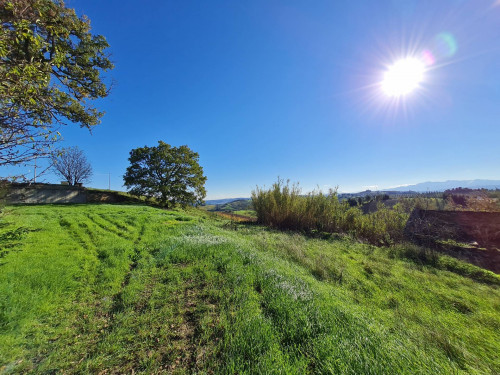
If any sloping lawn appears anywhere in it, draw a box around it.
[0,204,499,374]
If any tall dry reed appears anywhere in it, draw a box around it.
[252,179,409,245]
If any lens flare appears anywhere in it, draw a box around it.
[381,58,426,97]
[434,32,458,58]
[421,50,436,66]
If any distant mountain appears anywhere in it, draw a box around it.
[384,179,500,192]
[205,180,500,204]
[204,197,251,205]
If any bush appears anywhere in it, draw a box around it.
[0,180,9,214]
[252,179,409,245]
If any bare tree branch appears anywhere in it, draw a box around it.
[52,146,92,185]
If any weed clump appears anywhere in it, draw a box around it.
[252,179,409,245]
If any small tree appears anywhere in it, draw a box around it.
[123,141,207,208]
[52,147,92,186]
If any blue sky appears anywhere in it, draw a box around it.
[4,0,500,198]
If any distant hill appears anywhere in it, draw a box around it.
[205,198,251,205]
[206,180,500,205]
[384,180,500,192]
[209,199,253,212]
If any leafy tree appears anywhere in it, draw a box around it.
[52,146,92,185]
[123,141,207,208]
[0,0,113,167]
[347,197,358,207]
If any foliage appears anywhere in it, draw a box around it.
[51,146,92,185]
[123,141,207,208]
[211,199,252,212]
[233,209,257,218]
[85,187,150,204]
[0,0,113,167]
[252,179,409,245]
[488,189,500,210]
[0,204,499,373]
[443,188,500,212]
[0,179,7,213]
[347,197,358,207]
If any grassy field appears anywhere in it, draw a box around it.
[199,204,216,211]
[233,210,257,218]
[1,204,499,374]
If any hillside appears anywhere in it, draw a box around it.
[1,204,499,373]
[212,199,253,212]
[384,179,500,192]
[204,198,251,205]
[203,179,500,205]
[201,199,254,216]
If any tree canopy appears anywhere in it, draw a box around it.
[0,0,113,167]
[52,146,92,185]
[123,141,207,208]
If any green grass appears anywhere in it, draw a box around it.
[85,187,152,204]
[199,204,215,211]
[0,204,499,374]
[233,209,257,218]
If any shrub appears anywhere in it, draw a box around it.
[252,179,409,245]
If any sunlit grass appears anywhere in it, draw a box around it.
[0,204,499,373]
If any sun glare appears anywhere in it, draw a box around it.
[381,58,425,97]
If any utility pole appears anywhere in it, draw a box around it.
[108,172,111,190]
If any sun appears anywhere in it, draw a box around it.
[381,58,426,97]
